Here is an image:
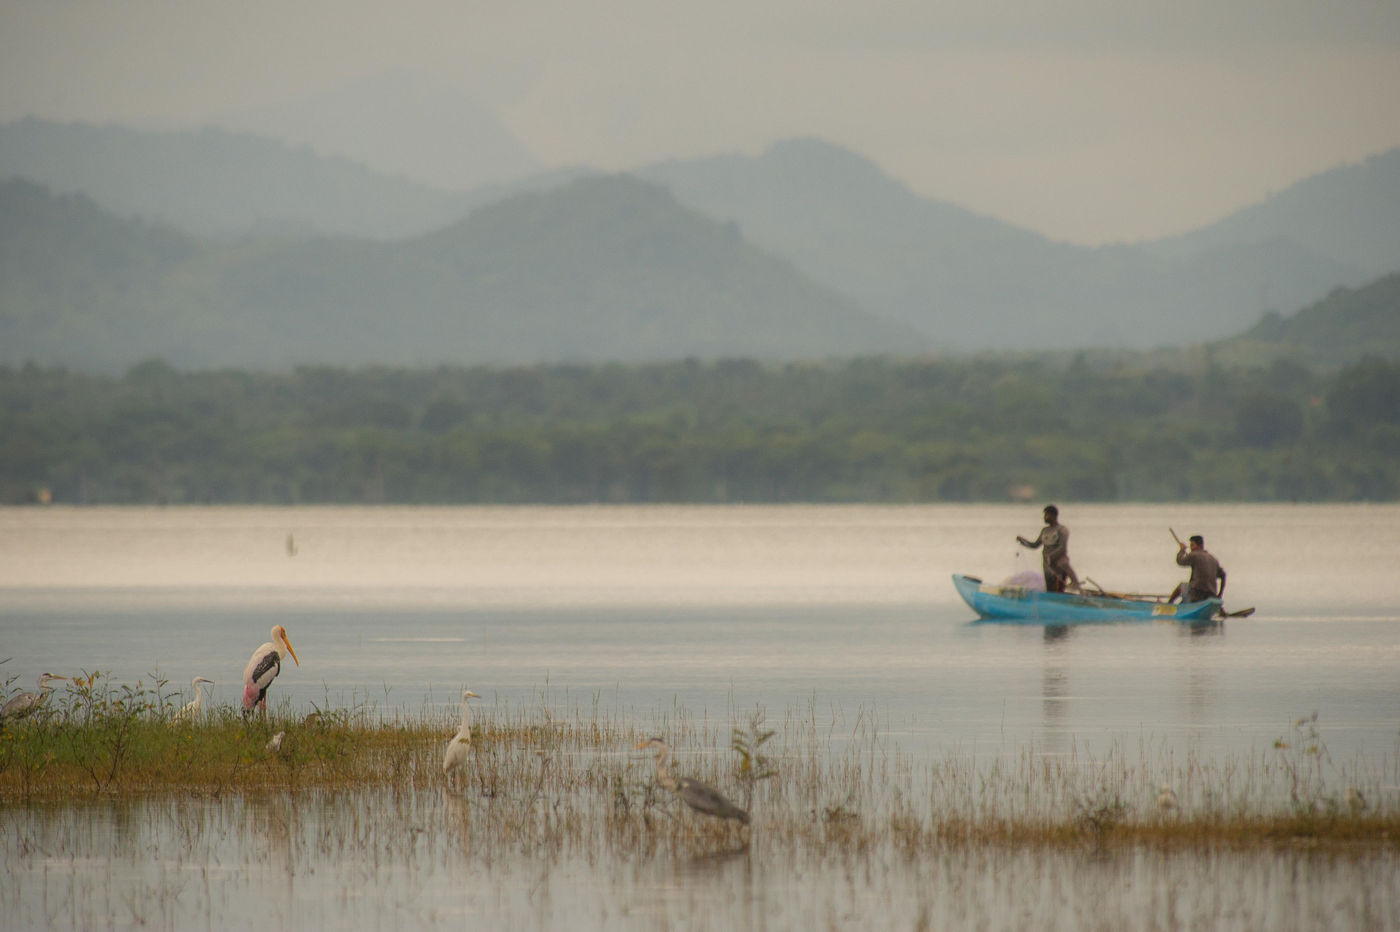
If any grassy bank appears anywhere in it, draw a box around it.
[2,675,1396,854]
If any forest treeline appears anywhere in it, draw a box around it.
[3,354,1399,505]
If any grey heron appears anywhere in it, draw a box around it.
[443,689,480,778]
[242,625,299,715]
[2,672,68,720]
[636,737,750,825]
[171,676,214,724]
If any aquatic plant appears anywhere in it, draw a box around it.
[0,680,1395,857]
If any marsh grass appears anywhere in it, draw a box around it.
[1,675,1396,856]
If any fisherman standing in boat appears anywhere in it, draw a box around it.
[1016,504,1081,593]
[1169,534,1226,604]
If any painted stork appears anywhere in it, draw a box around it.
[242,625,299,716]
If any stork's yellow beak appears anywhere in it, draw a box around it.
[282,633,300,667]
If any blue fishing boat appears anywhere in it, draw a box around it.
[952,573,1222,624]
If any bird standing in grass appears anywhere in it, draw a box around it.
[636,737,750,825]
[171,676,214,724]
[1157,785,1179,815]
[242,625,299,716]
[2,673,68,720]
[443,689,480,781]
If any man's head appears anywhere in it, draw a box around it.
[1043,504,1059,524]
[1189,534,1204,549]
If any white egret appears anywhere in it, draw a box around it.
[242,625,299,716]
[443,690,480,779]
[1157,785,1179,814]
[636,737,750,825]
[2,673,68,720]
[1345,786,1367,813]
[266,731,285,754]
[171,676,214,724]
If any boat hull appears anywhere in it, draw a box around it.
[952,574,1221,624]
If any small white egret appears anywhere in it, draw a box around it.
[1157,785,1179,814]
[266,731,285,754]
[171,676,214,724]
[636,737,750,825]
[1345,786,1367,813]
[242,625,299,716]
[443,690,480,780]
[2,673,68,720]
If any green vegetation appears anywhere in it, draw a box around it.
[2,676,1395,854]
[4,352,1400,505]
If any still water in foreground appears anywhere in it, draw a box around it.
[2,504,1398,929]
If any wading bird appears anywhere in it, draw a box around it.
[1345,786,1367,813]
[1157,785,1179,814]
[636,737,750,825]
[266,731,285,755]
[443,690,480,780]
[242,625,299,716]
[2,672,68,720]
[171,676,214,724]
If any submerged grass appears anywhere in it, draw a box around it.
[2,673,1397,856]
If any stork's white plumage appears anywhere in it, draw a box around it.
[443,689,480,778]
[242,625,299,714]
[171,676,214,724]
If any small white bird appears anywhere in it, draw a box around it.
[171,676,214,724]
[1157,785,1179,814]
[443,690,481,779]
[1345,786,1367,813]
[266,731,285,754]
[2,673,68,720]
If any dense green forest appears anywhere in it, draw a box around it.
[3,353,1399,505]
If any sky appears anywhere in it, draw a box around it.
[2,0,1398,245]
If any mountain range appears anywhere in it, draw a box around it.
[1,115,1397,371]
[0,175,922,371]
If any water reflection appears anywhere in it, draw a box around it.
[3,793,1394,931]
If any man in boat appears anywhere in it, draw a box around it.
[1168,534,1227,603]
[1016,504,1081,593]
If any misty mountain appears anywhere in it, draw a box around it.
[1150,148,1400,277]
[636,138,1376,350]
[0,176,926,372]
[1215,273,1400,369]
[3,117,1395,358]
[0,117,471,239]
[216,70,540,192]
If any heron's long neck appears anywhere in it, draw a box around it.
[654,748,678,792]
[458,701,472,733]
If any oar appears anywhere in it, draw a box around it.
[1220,606,1256,618]
[1169,527,1183,547]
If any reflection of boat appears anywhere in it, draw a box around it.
[953,574,1221,624]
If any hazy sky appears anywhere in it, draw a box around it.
[3,0,1398,244]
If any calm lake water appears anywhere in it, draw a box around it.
[2,503,1398,929]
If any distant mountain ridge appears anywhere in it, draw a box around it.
[216,70,540,192]
[637,138,1379,350]
[1216,273,1400,368]
[2,116,1397,363]
[0,175,925,371]
[0,117,472,239]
